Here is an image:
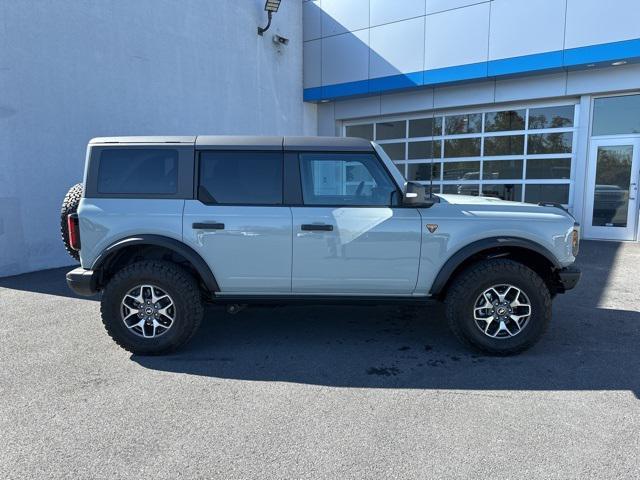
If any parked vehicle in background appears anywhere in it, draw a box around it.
[62,136,581,356]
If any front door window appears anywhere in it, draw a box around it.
[299,153,398,206]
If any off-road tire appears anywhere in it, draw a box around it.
[60,183,83,261]
[445,258,552,355]
[100,261,204,355]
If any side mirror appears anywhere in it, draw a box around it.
[403,182,439,207]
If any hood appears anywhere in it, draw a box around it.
[436,194,530,207]
[435,194,575,221]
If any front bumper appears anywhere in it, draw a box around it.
[555,266,581,292]
[66,267,99,296]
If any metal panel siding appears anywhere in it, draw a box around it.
[370,0,426,26]
[488,0,566,61]
[379,89,435,116]
[317,102,337,136]
[566,63,640,96]
[425,3,490,70]
[303,40,322,89]
[334,97,382,120]
[369,17,425,79]
[425,0,490,15]
[304,0,640,102]
[321,0,370,36]
[321,30,370,87]
[494,72,568,103]
[303,1,322,41]
[565,0,640,49]
[487,51,564,77]
[433,82,496,110]
[563,38,640,67]
[423,62,488,85]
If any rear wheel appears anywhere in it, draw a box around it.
[100,261,203,355]
[445,259,551,355]
[60,183,83,261]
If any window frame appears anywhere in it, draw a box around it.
[85,144,195,199]
[590,91,640,139]
[342,99,579,208]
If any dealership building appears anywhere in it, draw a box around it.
[304,0,640,244]
[1,0,640,276]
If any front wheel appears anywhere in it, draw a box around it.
[445,259,552,355]
[100,261,204,355]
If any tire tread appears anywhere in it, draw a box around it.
[445,258,552,355]
[60,183,83,261]
[100,261,203,355]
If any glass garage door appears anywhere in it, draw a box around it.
[344,103,578,208]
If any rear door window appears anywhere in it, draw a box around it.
[97,149,179,194]
[198,151,283,205]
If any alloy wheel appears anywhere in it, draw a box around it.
[120,285,176,338]
[473,284,532,339]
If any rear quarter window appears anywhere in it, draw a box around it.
[97,149,179,194]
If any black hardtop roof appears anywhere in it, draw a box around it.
[89,135,373,152]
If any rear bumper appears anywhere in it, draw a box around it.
[66,267,99,296]
[555,266,581,292]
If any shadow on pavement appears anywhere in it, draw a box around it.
[2,242,639,395]
[130,300,640,394]
[0,264,100,301]
[132,241,639,395]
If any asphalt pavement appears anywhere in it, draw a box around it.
[1,240,639,479]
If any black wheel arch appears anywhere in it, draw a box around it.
[429,237,562,297]
[91,235,219,295]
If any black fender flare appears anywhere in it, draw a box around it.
[91,234,220,293]
[429,236,561,296]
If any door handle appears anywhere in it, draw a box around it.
[301,223,333,232]
[193,222,225,230]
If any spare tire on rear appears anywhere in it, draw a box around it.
[60,183,83,261]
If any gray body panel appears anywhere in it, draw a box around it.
[415,196,576,294]
[76,136,578,297]
[291,207,422,294]
[78,198,185,269]
[183,202,292,293]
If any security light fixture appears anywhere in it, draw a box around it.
[265,0,281,12]
[258,0,282,36]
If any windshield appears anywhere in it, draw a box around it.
[372,142,405,189]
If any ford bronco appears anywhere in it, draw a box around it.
[63,136,580,355]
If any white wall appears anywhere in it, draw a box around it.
[0,0,315,277]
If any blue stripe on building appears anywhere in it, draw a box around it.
[305,37,640,102]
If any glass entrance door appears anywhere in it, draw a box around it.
[584,138,639,240]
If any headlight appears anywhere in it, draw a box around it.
[571,224,580,257]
